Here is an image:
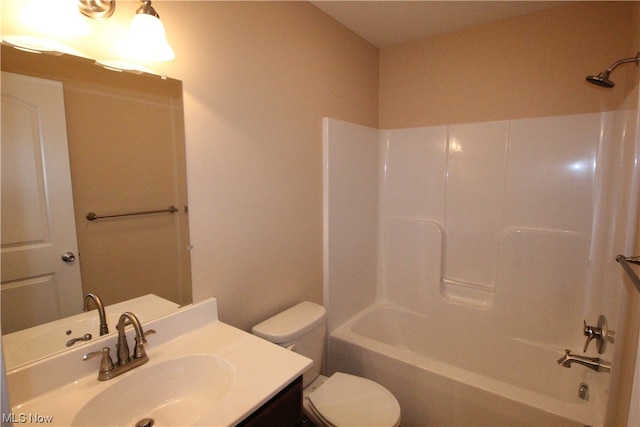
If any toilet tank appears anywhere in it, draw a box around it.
[252,301,326,387]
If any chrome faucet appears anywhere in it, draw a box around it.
[84,293,109,336]
[557,349,611,373]
[83,312,155,381]
[583,315,614,354]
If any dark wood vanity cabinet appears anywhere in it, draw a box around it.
[238,376,303,427]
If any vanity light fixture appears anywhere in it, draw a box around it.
[3,0,174,72]
[95,0,174,72]
[79,0,174,63]
[2,0,90,55]
[125,0,175,62]
[21,0,91,38]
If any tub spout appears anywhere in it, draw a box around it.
[557,349,611,373]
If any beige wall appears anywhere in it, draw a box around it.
[0,0,379,332]
[158,2,379,330]
[380,1,640,128]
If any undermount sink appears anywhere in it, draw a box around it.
[72,355,233,426]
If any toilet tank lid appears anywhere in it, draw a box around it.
[252,301,326,343]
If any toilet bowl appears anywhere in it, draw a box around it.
[303,373,400,427]
[252,301,400,427]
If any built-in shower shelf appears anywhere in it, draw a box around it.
[440,278,494,310]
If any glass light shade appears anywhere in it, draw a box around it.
[19,0,91,38]
[126,13,175,62]
[2,35,84,56]
[95,59,149,74]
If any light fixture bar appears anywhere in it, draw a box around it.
[78,0,116,20]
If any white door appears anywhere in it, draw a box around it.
[1,72,83,334]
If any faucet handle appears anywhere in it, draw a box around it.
[583,315,615,354]
[583,320,598,352]
[83,347,114,380]
[134,329,156,359]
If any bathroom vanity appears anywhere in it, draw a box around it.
[5,298,311,426]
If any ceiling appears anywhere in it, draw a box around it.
[310,1,571,48]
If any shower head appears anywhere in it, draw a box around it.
[586,70,615,88]
[586,52,640,88]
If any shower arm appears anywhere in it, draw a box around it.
[616,255,640,294]
[604,53,640,74]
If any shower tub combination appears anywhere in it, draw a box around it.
[329,304,601,427]
[323,97,638,426]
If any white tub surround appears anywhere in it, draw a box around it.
[323,106,638,427]
[6,298,311,426]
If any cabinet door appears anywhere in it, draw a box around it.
[238,376,303,427]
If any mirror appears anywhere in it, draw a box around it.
[1,44,192,338]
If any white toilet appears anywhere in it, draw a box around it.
[252,301,401,427]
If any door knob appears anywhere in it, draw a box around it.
[61,252,76,263]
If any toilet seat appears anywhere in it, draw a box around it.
[306,373,401,427]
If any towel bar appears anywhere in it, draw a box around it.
[86,206,179,221]
[616,255,640,293]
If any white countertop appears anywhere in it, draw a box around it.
[6,298,312,426]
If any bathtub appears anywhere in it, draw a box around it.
[328,304,606,427]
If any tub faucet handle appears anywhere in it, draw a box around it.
[583,315,615,354]
[583,320,597,352]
